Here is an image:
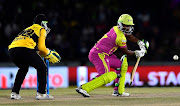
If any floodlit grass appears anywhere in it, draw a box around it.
[1,87,180,105]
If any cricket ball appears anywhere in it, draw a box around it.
[173,55,179,60]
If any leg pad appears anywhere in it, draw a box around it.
[118,56,128,94]
[82,72,117,92]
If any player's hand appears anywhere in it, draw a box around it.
[44,49,61,64]
[134,49,146,58]
[137,40,149,51]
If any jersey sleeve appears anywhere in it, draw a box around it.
[117,37,127,48]
[38,28,49,56]
[113,26,127,48]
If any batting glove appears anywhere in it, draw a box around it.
[137,40,149,51]
[134,49,146,58]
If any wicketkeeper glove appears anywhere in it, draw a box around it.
[137,39,149,51]
[44,49,61,64]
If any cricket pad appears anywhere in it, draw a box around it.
[118,56,128,94]
[82,72,117,93]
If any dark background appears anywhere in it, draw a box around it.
[0,0,179,65]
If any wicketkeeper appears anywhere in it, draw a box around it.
[8,14,61,100]
[76,14,149,97]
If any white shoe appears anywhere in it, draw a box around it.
[119,92,130,97]
[75,85,90,97]
[11,92,21,99]
[112,91,130,97]
[36,92,54,100]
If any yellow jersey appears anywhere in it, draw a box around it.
[8,24,43,50]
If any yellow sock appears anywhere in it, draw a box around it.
[82,72,117,93]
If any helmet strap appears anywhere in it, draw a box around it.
[117,22,134,35]
[41,21,51,35]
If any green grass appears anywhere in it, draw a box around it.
[1,87,180,106]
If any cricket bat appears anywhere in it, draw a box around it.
[130,57,141,85]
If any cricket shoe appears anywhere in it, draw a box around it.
[75,85,90,97]
[36,92,54,100]
[119,92,130,97]
[11,92,21,99]
[112,90,119,96]
[112,90,130,97]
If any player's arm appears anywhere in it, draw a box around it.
[120,46,135,56]
[116,36,135,56]
[120,46,146,58]
[38,28,49,56]
[126,34,149,51]
[38,28,61,63]
[126,34,139,43]
[117,39,145,58]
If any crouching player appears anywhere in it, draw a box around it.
[76,14,148,97]
[8,14,61,100]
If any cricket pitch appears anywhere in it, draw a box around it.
[1,87,180,106]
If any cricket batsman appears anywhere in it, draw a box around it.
[8,14,61,100]
[76,14,149,97]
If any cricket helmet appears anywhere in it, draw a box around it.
[117,14,134,35]
[33,14,51,34]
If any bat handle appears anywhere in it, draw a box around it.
[130,82,132,85]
